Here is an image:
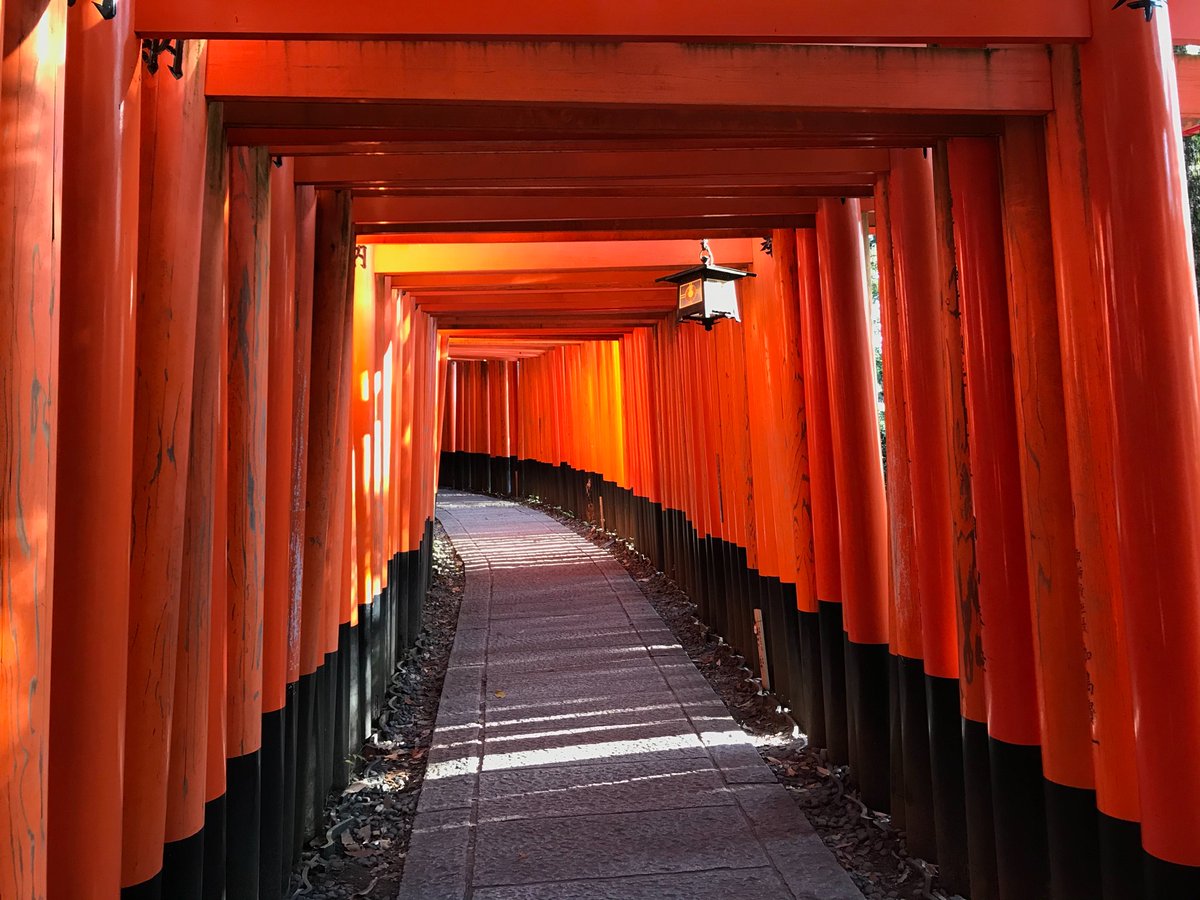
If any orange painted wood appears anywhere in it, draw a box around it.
[995,123,1093,782]
[121,42,210,890]
[816,199,888,647]
[940,140,1026,733]
[206,345,230,807]
[0,0,64,895]
[397,268,683,292]
[46,2,135,894]
[366,229,781,246]
[226,146,272,758]
[885,150,957,680]
[166,104,229,848]
[1180,53,1200,118]
[375,240,754,274]
[414,289,677,313]
[352,248,377,613]
[927,150,986,726]
[1076,3,1200,864]
[1175,7,1200,45]
[874,181,922,664]
[289,186,318,686]
[301,190,353,676]
[796,230,842,607]
[1044,46,1139,824]
[206,42,1052,113]
[352,195,821,229]
[741,255,782,579]
[325,240,356,646]
[294,148,888,187]
[140,0,1090,41]
[265,158,297,716]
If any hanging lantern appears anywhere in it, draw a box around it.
[657,239,756,331]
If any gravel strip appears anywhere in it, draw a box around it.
[288,522,465,900]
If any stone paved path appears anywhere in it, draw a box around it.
[398,492,865,900]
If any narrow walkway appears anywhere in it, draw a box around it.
[399,492,864,900]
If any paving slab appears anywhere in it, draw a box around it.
[398,491,864,900]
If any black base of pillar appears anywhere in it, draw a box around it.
[1144,852,1200,899]
[898,655,936,860]
[202,794,226,900]
[225,749,262,900]
[259,706,287,900]
[161,826,205,900]
[1097,813,1144,900]
[817,601,849,764]
[844,638,890,812]
[925,676,971,895]
[798,610,825,747]
[1044,780,1101,900]
[990,737,1051,899]
[963,716,1000,900]
[121,870,163,900]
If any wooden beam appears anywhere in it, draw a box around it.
[413,289,677,313]
[353,195,820,229]
[137,0,1089,42]
[362,229,768,244]
[261,137,914,157]
[376,239,755,273]
[394,268,682,291]
[294,148,889,187]
[1176,8,1200,46]
[207,42,1053,115]
[1180,53,1200,119]
[435,314,667,328]
[223,106,1002,145]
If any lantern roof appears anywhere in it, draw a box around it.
[656,262,756,285]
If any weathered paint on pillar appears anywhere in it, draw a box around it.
[225,144,271,898]
[47,2,136,896]
[0,0,65,896]
[163,103,228,895]
[122,42,210,892]
[1044,43,1142,845]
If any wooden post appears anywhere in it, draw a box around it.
[121,42,209,895]
[47,2,135,897]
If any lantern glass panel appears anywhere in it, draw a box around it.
[704,277,740,322]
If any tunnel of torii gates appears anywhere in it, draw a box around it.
[6,2,1200,900]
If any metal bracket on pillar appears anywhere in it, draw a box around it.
[141,38,186,80]
[355,245,368,269]
[1112,0,1165,23]
[271,156,284,169]
[760,237,773,257]
[67,0,117,20]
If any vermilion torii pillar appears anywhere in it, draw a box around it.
[122,42,210,898]
[47,3,137,898]
[815,197,890,812]
[0,3,65,898]
[1072,2,1200,892]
